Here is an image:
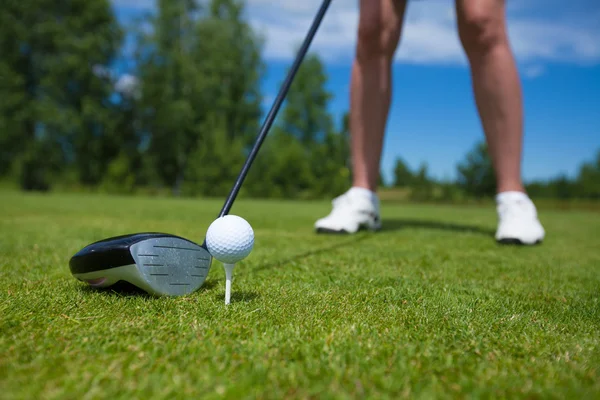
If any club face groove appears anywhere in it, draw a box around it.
[130,236,211,296]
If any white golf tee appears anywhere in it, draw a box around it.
[224,263,235,304]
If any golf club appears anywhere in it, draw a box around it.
[69,0,333,296]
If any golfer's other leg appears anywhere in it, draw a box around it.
[315,0,407,234]
[457,0,545,244]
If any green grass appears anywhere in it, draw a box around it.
[1,190,599,399]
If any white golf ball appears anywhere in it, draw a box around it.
[206,215,254,264]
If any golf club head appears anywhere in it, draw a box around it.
[69,233,212,296]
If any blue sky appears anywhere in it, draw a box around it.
[111,0,599,184]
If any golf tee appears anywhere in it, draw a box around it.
[224,263,234,304]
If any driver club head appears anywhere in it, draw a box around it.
[69,233,212,296]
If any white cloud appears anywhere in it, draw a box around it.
[115,74,140,97]
[243,0,600,67]
[523,65,545,79]
[261,93,275,109]
[394,3,464,65]
[110,0,600,67]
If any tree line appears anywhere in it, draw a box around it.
[1,0,352,199]
[393,142,600,201]
[1,0,598,201]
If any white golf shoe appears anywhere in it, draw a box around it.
[495,191,545,245]
[315,187,381,234]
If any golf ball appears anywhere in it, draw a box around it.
[206,215,254,264]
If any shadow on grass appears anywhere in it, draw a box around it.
[77,278,219,298]
[253,219,493,272]
[252,234,371,272]
[381,218,495,237]
[214,291,260,304]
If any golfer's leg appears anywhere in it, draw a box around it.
[457,0,545,244]
[351,0,407,191]
[456,0,524,193]
[313,0,406,234]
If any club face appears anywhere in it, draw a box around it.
[70,233,212,296]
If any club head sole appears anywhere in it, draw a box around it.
[70,233,212,296]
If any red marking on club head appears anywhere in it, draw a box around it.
[85,278,107,286]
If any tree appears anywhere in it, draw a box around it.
[135,0,264,194]
[0,0,122,187]
[393,157,414,187]
[456,141,496,198]
[549,174,575,199]
[0,2,29,176]
[575,150,600,199]
[46,0,123,186]
[182,115,246,197]
[134,0,203,194]
[196,0,265,145]
[247,52,349,199]
[410,162,434,201]
[276,53,334,146]
[339,111,352,171]
[99,72,149,193]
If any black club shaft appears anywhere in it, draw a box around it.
[218,0,333,218]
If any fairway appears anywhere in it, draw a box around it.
[1,190,599,399]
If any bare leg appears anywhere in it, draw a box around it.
[456,0,525,193]
[350,0,407,191]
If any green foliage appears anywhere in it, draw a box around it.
[575,150,600,199]
[437,181,467,203]
[100,152,136,194]
[244,131,315,199]
[13,138,61,192]
[409,162,435,201]
[393,157,414,187]
[182,117,246,197]
[392,159,451,202]
[456,141,496,198]
[0,48,29,175]
[0,0,123,185]
[134,0,264,193]
[310,129,352,196]
[524,151,600,201]
[245,54,349,199]
[277,54,333,145]
[198,0,265,146]
[134,0,206,192]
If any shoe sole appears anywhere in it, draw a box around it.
[316,227,352,234]
[496,238,543,246]
[317,227,543,246]
[315,222,381,234]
